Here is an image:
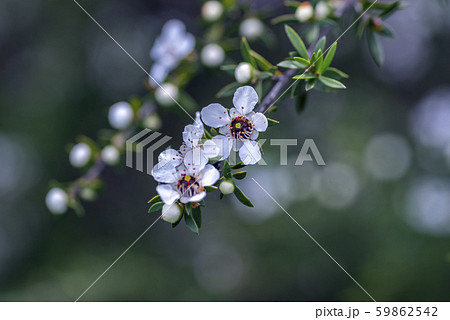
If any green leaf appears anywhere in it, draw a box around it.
[250,50,274,71]
[284,25,309,60]
[267,118,280,127]
[223,160,231,178]
[324,67,349,79]
[318,76,346,89]
[292,74,316,80]
[284,1,303,9]
[148,202,164,214]
[267,105,278,113]
[148,195,161,204]
[232,171,247,180]
[217,82,242,98]
[314,36,326,53]
[257,72,272,80]
[184,212,199,234]
[271,14,297,25]
[241,37,256,67]
[293,57,310,66]
[305,79,317,91]
[313,49,324,72]
[220,64,237,76]
[234,185,254,207]
[295,91,308,114]
[231,162,246,169]
[192,206,202,228]
[320,41,337,73]
[205,186,218,192]
[203,128,212,139]
[210,127,218,136]
[277,60,305,69]
[367,30,384,67]
[379,1,402,18]
[185,203,192,216]
[379,25,394,38]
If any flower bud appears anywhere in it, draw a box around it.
[234,62,254,84]
[101,145,120,166]
[201,1,223,22]
[295,2,314,22]
[162,203,182,223]
[155,83,179,107]
[80,188,97,201]
[46,188,68,214]
[143,113,162,130]
[108,101,134,130]
[315,1,330,20]
[201,43,225,67]
[219,179,235,195]
[239,18,264,41]
[69,142,91,168]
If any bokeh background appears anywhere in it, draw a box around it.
[1,0,450,301]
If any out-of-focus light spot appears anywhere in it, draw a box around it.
[232,167,291,224]
[410,87,450,149]
[312,162,359,209]
[404,177,450,236]
[290,161,317,202]
[364,133,411,181]
[194,244,244,294]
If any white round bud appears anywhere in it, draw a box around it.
[69,143,91,168]
[239,18,264,41]
[201,43,225,67]
[234,62,253,83]
[80,188,97,202]
[295,2,314,22]
[315,1,330,20]
[46,188,68,214]
[201,1,223,22]
[101,145,120,166]
[219,180,235,195]
[108,101,134,130]
[155,83,179,107]
[162,203,182,223]
[143,114,162,130]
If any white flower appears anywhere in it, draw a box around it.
[149,20,195,88]
[69,143,91,168]
[108,101,134,130]
[201,43,225,67]
[155,164,220,204]
[315,1,330,20]
[201,86,267,165]
[101,145,120,165]
[219,180,235,195]
[239,18,264,41]
[152,112,219,182]
[46,188,68,214]
[201,1,223,22]
[155,83,179,107]
[162,203,182,223]
[234,62,254,83]
[295,2,314,22]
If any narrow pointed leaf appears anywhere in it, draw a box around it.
[318,76,346,89]
[367,30,384,67]
[320,41,337,73]
[284,25,309,59]
[305,79,317,91]
[241,37,256,67]
[148,195,161,204]
[232,171,247,180]
[184,212,199,234]
[250,50,274,71]
[148,202,164,213]
[234,185,254,207]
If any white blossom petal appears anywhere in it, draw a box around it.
[233,140,243,152]
[156,184,180,204]
[201,164,220,186]
[218,125,230,136]
[202,139,220,159]
[233,86,259,115]
[251,112,268,132]
[158,149,183,167]
[151,163,178,183]
[211,135,232,159]
[177,33,195,58]
[180,191,207,204]
[201,103,231,128]
[184,148,208,174]
[239,140,262,165]
[149,63,168,88]
[250,130,259,140]
[183,124,204,148]
[229,107,240,118]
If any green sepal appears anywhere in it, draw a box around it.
[148,202,164,214]
[232,171,247,180]
[234,185,254,207]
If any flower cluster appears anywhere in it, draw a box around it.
[149,86,267,232]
